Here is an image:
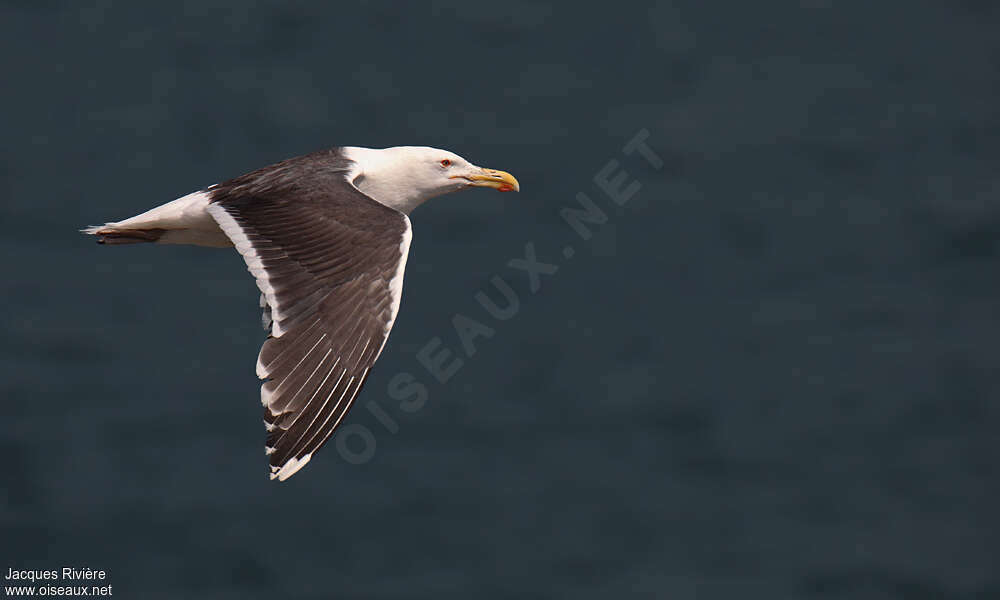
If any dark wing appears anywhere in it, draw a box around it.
[206,151,411,481]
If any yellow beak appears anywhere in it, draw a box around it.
[459,168,520,192]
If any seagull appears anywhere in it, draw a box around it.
[84,146,519,480]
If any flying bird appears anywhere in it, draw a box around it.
[84,146,519,480]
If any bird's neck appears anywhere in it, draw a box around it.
[343,146,440,215]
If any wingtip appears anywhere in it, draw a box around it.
[82,226,105,244]
[269,454,312,482]
[82,225,106,243]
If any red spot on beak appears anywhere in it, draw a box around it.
[498,184,514,192]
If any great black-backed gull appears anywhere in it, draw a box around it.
[83,146,519,481]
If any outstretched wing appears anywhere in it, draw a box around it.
[206,151,411,481]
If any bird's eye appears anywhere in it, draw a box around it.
[440,159,451,167]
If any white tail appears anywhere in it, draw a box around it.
[82,190,232,247]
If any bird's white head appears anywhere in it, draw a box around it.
[343,146,519,214]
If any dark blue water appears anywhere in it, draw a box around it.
[2,1,997,598]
